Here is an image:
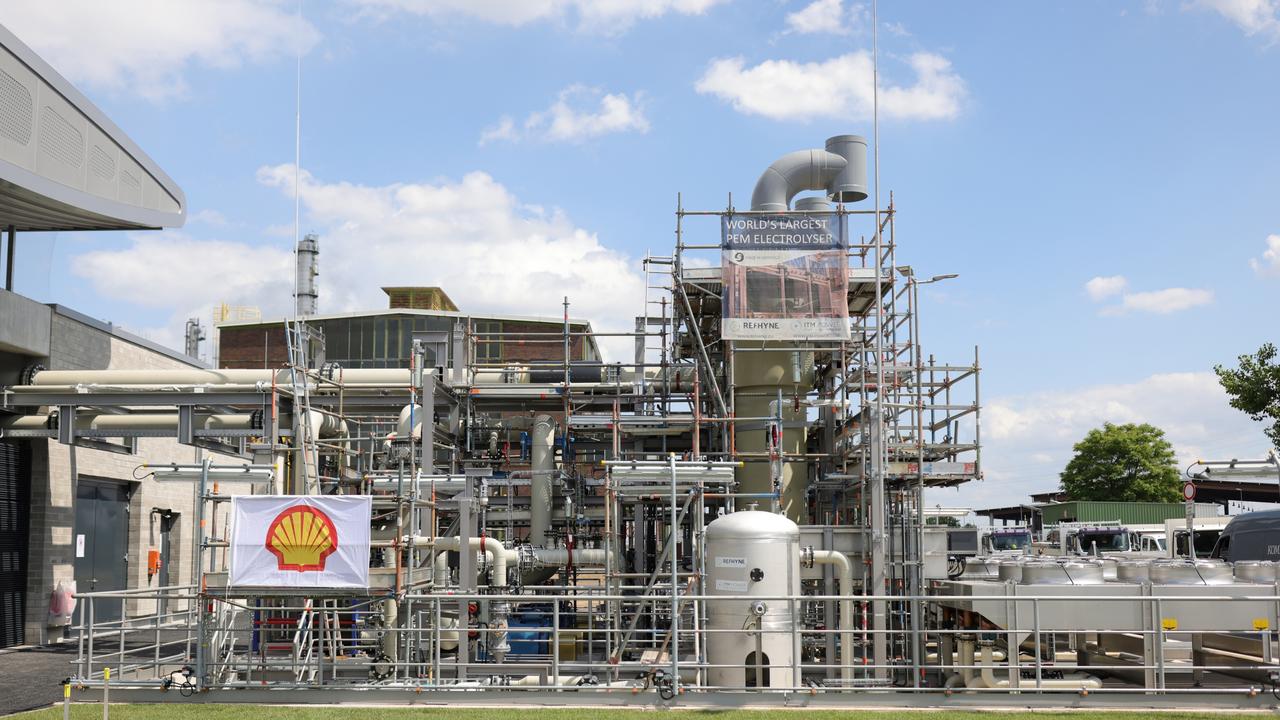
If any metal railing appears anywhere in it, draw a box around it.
[70,585,1280,700]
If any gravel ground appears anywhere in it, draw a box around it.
[0,644,78,716]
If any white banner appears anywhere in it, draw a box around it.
[229,496,371,588]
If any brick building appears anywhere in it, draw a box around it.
[0,24,195,648]
[216,286,600,370]
[1,293,236,646]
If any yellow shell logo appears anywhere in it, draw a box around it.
[265,505,338,572]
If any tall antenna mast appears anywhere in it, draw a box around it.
[292,0,303,318]
[867,0,889,679]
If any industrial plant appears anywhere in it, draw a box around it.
[1,10,1279,714]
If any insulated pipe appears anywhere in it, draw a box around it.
[0,413,257,432]
[750,149,847,212]
[530,414,555,547]
[381,596,398,667]
[528,547,610,568]
[305,410,347,440]
[807,549,854,684]
[27,368,414,386]
[407,536,515,588]
[967,642,1102,690]
[433,549,451,587]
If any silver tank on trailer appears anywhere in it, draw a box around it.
[1234,560,1277,583]
[1148,558,1235,585]
[704,510,800,689]
[1019,558,1106,585]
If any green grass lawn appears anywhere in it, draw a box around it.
[13,709,1271,720]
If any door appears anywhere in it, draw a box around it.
[157,513,175,616]
[0,441,31,649]
[73,480,131,623]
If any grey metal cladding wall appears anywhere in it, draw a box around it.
[0,23,185,231]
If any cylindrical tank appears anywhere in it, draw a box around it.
[1148,559,1235,585]
[705,511,800,689]
[529,414,555,547]
[1234,560,1277,583]
[732,349,814,522]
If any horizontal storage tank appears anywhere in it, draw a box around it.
[1019,559,1105,585]
[1115,559,1150,583]
[705,511,800,689]
[1234,560,1277,583]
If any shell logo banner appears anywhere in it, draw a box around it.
[229,496,371,588]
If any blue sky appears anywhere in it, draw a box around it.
[5,0,1278,508]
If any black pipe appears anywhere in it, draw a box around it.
[4,225,13,291]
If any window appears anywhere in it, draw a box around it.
[476,320,502,363]
[324,321,348,363]
[1211,535,1229,560]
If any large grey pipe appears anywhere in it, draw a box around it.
[824,135,869,203]
[750,149,847,212]
[530,414,555,547]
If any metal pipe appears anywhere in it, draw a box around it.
[807,549,854,684]
[4,225,13,291]
[530,414,555,547]
[750,150,847,212]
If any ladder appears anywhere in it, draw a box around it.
[285,320,317,494]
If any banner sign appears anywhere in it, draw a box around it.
[229,495,371,588]
[721,213,850,340]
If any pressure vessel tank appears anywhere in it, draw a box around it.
[704,510,800,689]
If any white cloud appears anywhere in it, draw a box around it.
[1084,274,1127,301]
[71,233,294,350]
[1190,0,1280,38]
[932,371,1270,510]
[190,209,229,226]
[479,117,519,146]
[349,0,727,32]
[1250,234,1280,275]
[1107,287,1214,315]
[71,168,645,359]
[1085,276,1213,315]
[483,86,650,145]
[4,0,320,101]
[694,51,965,121]
[784,0,864,35]
[882,20,911,37]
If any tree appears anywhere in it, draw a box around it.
[926,516,960,527]
[1215,343,1280,449]
[1059,423,1181,502]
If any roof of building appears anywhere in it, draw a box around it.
[0,23,185,231]
[217,307,595,330]
[51,303,206,368]
[382,286,458,311]
[217,307,603,359]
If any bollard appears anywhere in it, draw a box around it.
[102,667,110,720]
[62,682,70,720]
